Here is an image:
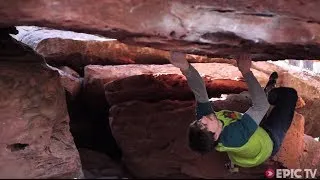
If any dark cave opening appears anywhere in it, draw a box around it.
[66,89,122,160]
[64,84,130,178]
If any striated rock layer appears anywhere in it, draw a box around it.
[1,1,320,60]
[84,63,268,113]
[105,74,248,105]
[12,26,232,74]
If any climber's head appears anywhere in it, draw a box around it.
[188,113,223,154]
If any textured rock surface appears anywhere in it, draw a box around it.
[12,26,232,74]
[85,63,268,86]
[84,63,268,111]
[210,92,252,113]
[1,1,320,60]
[49,65,82,99]
[59,66,81,78]
[105,74,248,105]
[78,148,129,179]
[0,37,83,178]
[300,135,320,177]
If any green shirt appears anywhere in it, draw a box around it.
[196,102,274,167]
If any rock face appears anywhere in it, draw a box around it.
[84,63,268,112]
[1,1,320,60]
[300,135,320,177]
[12,26,233,74]
[78,148,129,179]
[49,65,83,100]
[0,35,83,178]
[105,74,248,105]
[85,63,268,86]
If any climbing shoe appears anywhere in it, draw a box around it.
[264,71,278,94]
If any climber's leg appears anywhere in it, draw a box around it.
[260,87,298,156]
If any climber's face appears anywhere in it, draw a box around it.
[200,114,223,141]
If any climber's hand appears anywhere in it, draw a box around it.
[169,51,189,71]
[235,53,252,74]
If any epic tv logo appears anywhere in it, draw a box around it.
[265,168,318,179]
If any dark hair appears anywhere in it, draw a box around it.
[188,120,218,154]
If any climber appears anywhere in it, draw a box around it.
[169,51,298,169]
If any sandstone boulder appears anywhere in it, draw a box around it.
[105,74,248,105]
[86,63,268,86]
[84,63,268,112]
[2,1,320,60]
[48,65,83,100]
[59,66,81,78]
[300,135,320,177]
[12,26,233,74]
[0,36,83,178]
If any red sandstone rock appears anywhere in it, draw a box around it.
[211,92,252,113]
[12,27,232,73]
[105,74,248,105]
[84,63,268,111]
[295,96,306,109]
[300,135,320,177]
[86,63,268,86]
[1,1,320,60]
[59,66,81,78]
[78,148,129,179]
[0,37,83,178]
[49,65,82,99]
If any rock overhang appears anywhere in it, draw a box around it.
[1,0,320,60]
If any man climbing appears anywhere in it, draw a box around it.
[169,51,298,169]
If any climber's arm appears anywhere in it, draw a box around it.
[243,71,270,125]
[169,52,214,120]
[236,54,270,125]
[217,54,269,147]
[181,64,214,120]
